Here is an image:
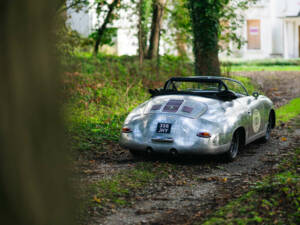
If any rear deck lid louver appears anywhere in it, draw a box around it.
[162,100,184,112]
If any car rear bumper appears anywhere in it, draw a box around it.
[120,133,230,155]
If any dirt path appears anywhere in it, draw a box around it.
[93,125,299,225]
[78,71,300,225]
[235,71,300,107]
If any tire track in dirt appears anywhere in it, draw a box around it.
[94,125,299,225]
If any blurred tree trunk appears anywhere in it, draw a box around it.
[188,0,221,76]
[175,32,188,57]
[138,0,145,65]
[0,1,73,225]
[147,0,166,59]
[94,0,119,55]
[138,0,152,64]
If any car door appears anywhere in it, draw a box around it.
[236,95,265,143]
[246,96,266,140]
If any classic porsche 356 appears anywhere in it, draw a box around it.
[120,76,275,161]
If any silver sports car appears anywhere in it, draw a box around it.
[120,76,275,161]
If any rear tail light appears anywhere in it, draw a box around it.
[122,127,132,133]
[197,132,211,138]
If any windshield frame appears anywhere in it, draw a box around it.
[163,76,249,96]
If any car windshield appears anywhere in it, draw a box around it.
[165,78,248,96]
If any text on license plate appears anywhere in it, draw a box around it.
[156,123,172,133]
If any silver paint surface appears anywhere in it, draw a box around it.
[120,85,274,155]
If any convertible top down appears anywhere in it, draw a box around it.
[120,76,275,161]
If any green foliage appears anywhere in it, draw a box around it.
[67,0,124,53]
[89,27,117,47]
[64,54,260,156]
[230,75,258,95]
[276,98,300,123]
[64,53,193,155]
[89,162,175,208]
[164,0,192,54]
[188,0,257,52]
[221,59,300,72]
[139,0,153,51]
[197,147,300,225]
[223,58,300,66]
[64,54,261,156]
[231,66,300,72]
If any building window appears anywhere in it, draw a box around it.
[247,20,261,50]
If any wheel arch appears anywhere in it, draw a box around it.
[233,126,246,147]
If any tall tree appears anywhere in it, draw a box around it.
[188,0,257,76]
[147,0,167,59]
[67,0,121,55]
[0,0,73,225]
[137,0,152,64]
[94,0,120,54]
[168,0,192,57]
[188,0,225,76]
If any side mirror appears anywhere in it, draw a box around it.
[252,92,259,99]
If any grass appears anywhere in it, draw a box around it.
[194,115,300,225]
[63,54,193,156]
[222,58,300,66]
[222,58,300,72]
[67,53,300,223]
[90,162,174,207]
[276,98,300,123]
[196,148,300,225]
[231,65,300,72]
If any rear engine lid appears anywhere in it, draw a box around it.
[144,95,208,119]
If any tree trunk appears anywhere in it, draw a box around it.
[94,0,119,55]
[188,0,221,76]
[138,0,144,65]
[147,0,166,59]
[175,32,187,57]
[0,1,73,225]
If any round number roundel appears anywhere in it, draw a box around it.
[252,109,261,133]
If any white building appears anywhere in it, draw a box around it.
[233,0,300,59]
[67,0,300,59]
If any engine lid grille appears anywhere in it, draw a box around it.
[162,100,184,112]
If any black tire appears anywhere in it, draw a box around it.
[225,131,240,161]
[129,149,141,157]
[261,115,273,142]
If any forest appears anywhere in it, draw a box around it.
[0,1,299,225]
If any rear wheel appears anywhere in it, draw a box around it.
[225,131,240,161]
[262,114,273,142]
[129,149,141,157]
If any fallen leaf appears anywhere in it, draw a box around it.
[93,195,101,204]
[281,137,287,141]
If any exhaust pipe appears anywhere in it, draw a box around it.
[169,148,178,157]
[146,147,153,155]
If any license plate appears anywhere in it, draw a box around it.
[156,123,172,133]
